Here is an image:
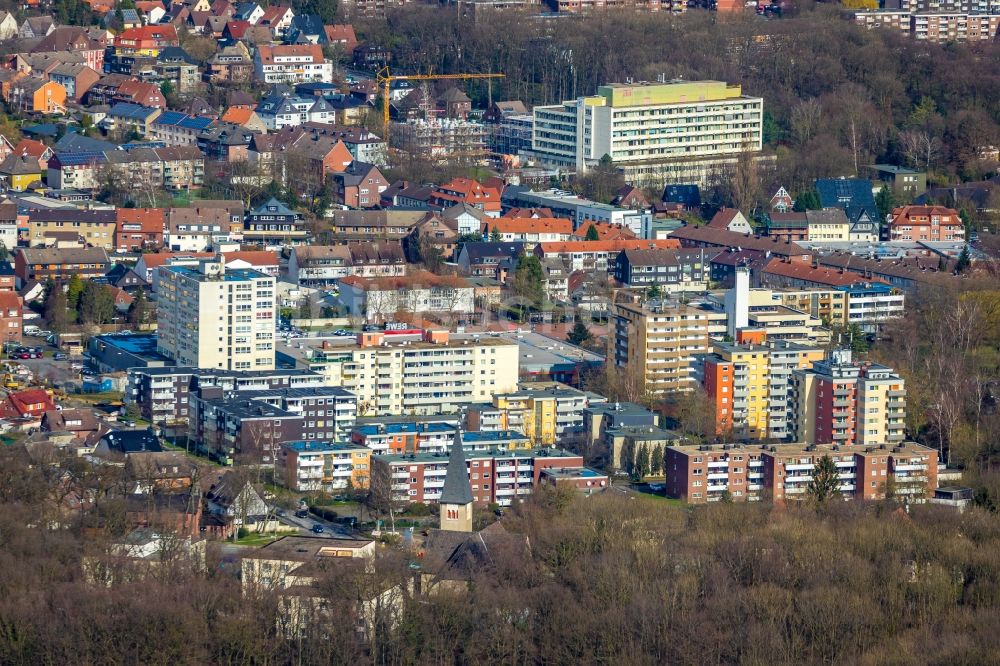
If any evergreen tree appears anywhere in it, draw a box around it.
[127,288,150,326]
[793,189,821,212]
[584,224,600,241]
[647,284,661,300]
[43,283,70,333]
[79,283,115,325]
[489,227,503,243]
[512,253,545,309]
[566,318,592,346]
[955,245,971,274]
[875,187,897,224]
[847,323,869,353]
[650,445,663,476]
[66,274,84,312]
[807,455,842,503]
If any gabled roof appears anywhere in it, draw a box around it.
[483,217,572,236]
[250,197,297,217]
[762,257,882,288]
[536,239,681,254]
[460,241,525,261]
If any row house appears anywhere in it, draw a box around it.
[371,447,585,507]
[534,238,682,272]
[456,241,524,280]
[287,242,405,287]
[337,271,475,322]
[24,209,117,249]
[481,217,573,245]
[299,122,386,166]
[323,209,425,243]
[13,246,111,286]
[664,440,937,504]
[151,111,215,146]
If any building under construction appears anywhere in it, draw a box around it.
[391,117,488,165]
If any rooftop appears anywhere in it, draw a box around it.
[379,446,581,465]
[282,441,369,454]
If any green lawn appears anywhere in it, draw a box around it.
[231,533,280,547]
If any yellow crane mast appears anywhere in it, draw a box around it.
[375,66,505,143]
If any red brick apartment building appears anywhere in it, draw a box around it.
[371,447,584,507]
[664,441,937,504]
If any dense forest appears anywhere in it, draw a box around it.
[357,6,1000,194]
[1,445,999,665]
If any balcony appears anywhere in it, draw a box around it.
[707,472,729,480]
[785,463,813,471]
[785,474,811,483]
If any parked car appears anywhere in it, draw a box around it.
[311,524,324,534]
[54,353,68,360]
[294,509,309,519]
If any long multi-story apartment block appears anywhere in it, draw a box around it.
[854,9,1000,42]
[791,349,907,447]
[277,329,519,416]
[156,259,276,371]
[531,80,763,187]
[665,441,937,504]
[465,382,606,445]
[371,447,585,507]
[611,300,713,395]
[701,340,825,441]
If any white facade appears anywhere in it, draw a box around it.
[287,337,520,416]
[338,281,475,323]
[531,80,763,187]
[156,260,276,371]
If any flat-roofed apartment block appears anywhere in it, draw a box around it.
[277,329,519,416]
[665,441,937,503]
[790,349,906,447]
[612,300,711,395]
[156,258,276,371]
[702,340,825,441]
[531,80,763,187]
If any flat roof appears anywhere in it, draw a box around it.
[94,333,170,358]
[282,441,368,453]
[542,467,607,479]
[354,421,455,436]
[512,331,604,372]
[246,535,373,560]
[163,264,269,282]
[379,446,580,464]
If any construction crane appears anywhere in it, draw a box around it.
[376,66,505,141]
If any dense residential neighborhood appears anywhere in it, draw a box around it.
[0,0,996,661]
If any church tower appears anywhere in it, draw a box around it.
[438,429,473,532]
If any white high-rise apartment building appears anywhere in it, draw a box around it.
[157,259,276,371]
[531,80,763,187]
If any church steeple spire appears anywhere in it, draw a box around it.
[439,428,473,532]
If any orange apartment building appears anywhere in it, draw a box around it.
[664,441,937,504]
[888,205,965,242]
[702,339,825,441]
